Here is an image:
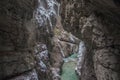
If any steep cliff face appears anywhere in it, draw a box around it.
[35,0,80,80]
[0,0,38,80]
[0,0,37,51]
[0,0,120,80]
[0,0,80,80]
[61,0,120,80]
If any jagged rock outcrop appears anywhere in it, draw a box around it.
[0,0,120,80]
[9,69,39,80]
[35,0,80,80]
[0,0,38,51]
[0,0,80,80]
[50,16,80,80]
[0,0,38,80]
[34,43,52,80]
[60,0,120,80]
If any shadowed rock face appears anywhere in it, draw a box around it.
[0,0,38,80]
[0,0,79,80]
[113,0,120,6]
[0,0,120,80]
[61,0,120,80]
[0,0,38,51]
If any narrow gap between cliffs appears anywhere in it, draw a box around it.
[60,41,86,80]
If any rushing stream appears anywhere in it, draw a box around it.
[61,54,79,80]
[35,0,86,80]
[61,41,85,80]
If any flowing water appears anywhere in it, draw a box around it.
[61,54,79,80]
[35,0,86,80]
[61,41,86,80]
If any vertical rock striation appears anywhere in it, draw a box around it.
[35,0,80,80]
[0,0,38,80]
[0,0,120,80]
[60,0,120,80]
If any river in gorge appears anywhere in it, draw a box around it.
[61,41,86,80]
[61,54,79,80]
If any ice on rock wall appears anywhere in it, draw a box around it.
[39,61,47,72]
[78,41,86,59]
[35,0,60,32]
[76,41,86,76]
[34,43,49,73]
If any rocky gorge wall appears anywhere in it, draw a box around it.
[0,0,80,80]
[0,0,120,80]
[0,0,38,80]
[60,0,120,80]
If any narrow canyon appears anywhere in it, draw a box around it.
[0,0,120,80]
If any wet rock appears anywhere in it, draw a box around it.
[9,69,39,80]
[50,15,80,80]
[51,68,61,80]
[0,0,120,80]
[0,0,38,79]
[0,51,35,80]
[0,0,37,51]
[34,43,52,80]
[76,41,86,76]
[53,30,79,57]
[61,0,120,80]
